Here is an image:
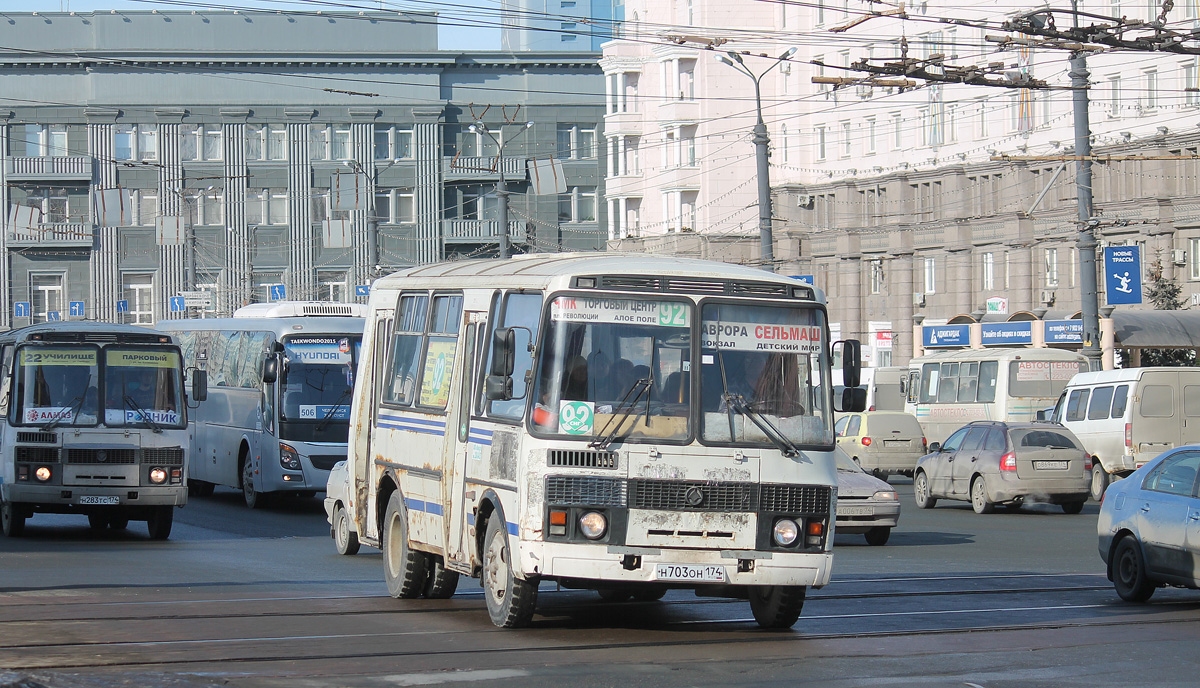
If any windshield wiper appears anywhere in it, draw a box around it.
[723,393,801,458]
[315,388,353,432]
[124,395,163,434]
[40,394,85,432]
[589,377,653,451]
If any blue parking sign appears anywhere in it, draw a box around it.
[169,296,186,312]
[14,302,29,318]
[69,301,85,317]
[269,284,287,301]
[116,299,129,314]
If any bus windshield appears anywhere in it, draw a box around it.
[280,336,360,425]
[103,348,185,428]
[531,295,692,442]
[700,302,832,448]
[14,346,100,427]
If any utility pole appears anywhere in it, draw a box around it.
[470,120,534,260]
[1070,48,1102,365]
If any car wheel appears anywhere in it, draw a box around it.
[333,503,360,556]
[424,556,460,599]
[971,476,994,514]
[1113,536,1156,602]
[913,471,936,509]
[146,506,173,540]
[864,527,891,546]
[482,514,538,628]
[382,491,427,598]
[1061,500,1086,515]
[1091,463,1110,502]
[748,585,806,630]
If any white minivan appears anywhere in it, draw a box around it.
[1051,367,1200,501]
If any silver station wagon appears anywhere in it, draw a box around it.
[913,421,1091,514]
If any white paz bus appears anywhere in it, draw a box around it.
[346,253,864,628]
[158,302,365,508]
[0,322,204,539]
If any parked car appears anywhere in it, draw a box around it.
[834,446,900,545]
[323,460,359,556]
[912,420,1091,514]
[1098,445,1200,601]
[835,411,926,479]
[1052,367,1200,502]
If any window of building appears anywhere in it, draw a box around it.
[317,270,349,302]
[1044,247,1059,287]
[1142,69,1158,111]
[122,273,155,325]
[558,186,597,222]
[816,125,827,160]
[682,126,697,166]
[180,125,223,162]
[982,251,994,290]
[19,124,72,158]
[840,120,852,157]
[557,124,596,159]
[891,112,903,150]
[246,124,288,161]
[866,117,877,154]
[1108,75,1122,118]
[310,124,352,161]
[373,189,415,224]
[136,190,158,227]
[869,259,884,294]
[679,60,696,100]
[1190,237,1200,280]
[30,273,64,323]
[114,124,157,161]
[253,272,284,303]
[246,189,288,226]
[374,125,414,160]
[924,256,936,294]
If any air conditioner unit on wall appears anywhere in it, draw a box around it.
[913,292,926,307]
[1173,249,1187,266]
[1041,289,1056,306]
[797,194,814,209]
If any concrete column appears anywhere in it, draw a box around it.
[286,114,314,300]
[413,108,444,265]
[0,119,9,329]
[892,251,915,364]
[221,113,250,313]
[840,255,862,341]
[1007,242,1034,313]
[949,245,973,315]
[157,116,186,320]
[87,120,118,323]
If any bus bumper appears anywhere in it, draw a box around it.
[2,483,186,508]
[524,542,833,588]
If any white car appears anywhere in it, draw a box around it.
[323,460,359,555]
[834,446,901,545]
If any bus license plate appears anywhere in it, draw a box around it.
[654,564,726,583]
[78,496,120,505]
[1034,460,1068,470]
[837,505,874,516]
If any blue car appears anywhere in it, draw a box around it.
[1097,445,1200,601]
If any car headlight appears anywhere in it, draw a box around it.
[34,466,52,482]
[279,443,302,471]
[872,490,899,501]
[773,518,800,546]
[578,511,607,539]
[149,467,168,484]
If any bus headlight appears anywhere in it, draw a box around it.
[34,466,52,482]
[578,511,607,540]
[773,518,800,546]
[279,443,302,471]
[149,467,168,484]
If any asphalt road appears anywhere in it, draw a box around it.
[2,481,1200,688]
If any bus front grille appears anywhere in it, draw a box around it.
[760,484,831,514]
[545,476,627,507]
[65,449,139,464]
[628,479,755,512]
[547,449,617,469]
[142,447,185,466]
[17,432,57,444]
[16,447,59,463]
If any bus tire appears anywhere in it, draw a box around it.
[242,455,267,509]
[482,515,537,628]
[333,503,360,556]
[748,585,806,630]
[146,506,173,540]
[382,491,427,598]
[424,556,460,599]
[1,500,25,537]
[1091,463,1109,502]
[913,471,936,509]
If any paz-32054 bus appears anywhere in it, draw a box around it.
[0,322,203,539]
[346,253,862,628]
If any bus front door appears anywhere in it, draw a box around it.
[443,313,485,569]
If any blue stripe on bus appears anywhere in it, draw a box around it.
[403,497,446,517]
[468,435,493,446]
[379,414,446,428]
[463,512,515,534]
[378,421,446,437]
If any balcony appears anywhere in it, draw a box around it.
[657,99,700,124]
[443,156,527,181]
[603,111,644,136]
[7,223,95,248]
[4,156,93,181]
[443,220,526,244]
[658,166,702,192]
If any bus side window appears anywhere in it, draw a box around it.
[976,361,998,402]
[1087,386,1115,420]
[373,317,392,415]
[384,292,430,406]
[919,363,938,403]
[1111,384,1129,418]
[486,291,543,421]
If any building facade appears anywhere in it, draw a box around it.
[0,10,605,326]
[502,0,618,52]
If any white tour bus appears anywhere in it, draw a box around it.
[0,321,203,539]
[158,302,365,508]
[904,347,1090,444]
[346,253,863,629]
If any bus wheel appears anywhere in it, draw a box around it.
[482,515,538,628]
[146,506,173,540]
[1,501,25,537]
[748,585,806,629]
[382,492,427,598]
[333,503,360,556]
[1091,463,1109,502]
[242,457,267,509]
[424,556,460,599]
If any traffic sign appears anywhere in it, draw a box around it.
[355,285,371,297]
[791,275,815,286]
[179,290,213,308]
[46,311,61,322]
[169,296,186,312]
[69,301,85,317]
[14,302,29,318]
[269,284,287,301]
[1104,245,1143,305]
[116,300,129,314]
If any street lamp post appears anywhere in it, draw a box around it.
[469,121,534,260]
[715,47,797,273]
[344,158,402,280]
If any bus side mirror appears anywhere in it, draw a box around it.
[191,369,208,403]
[263,355,279,384]
[490,328,517,377]
[835,339,862,390]
[484,375,514,401]
[834,386,867,413]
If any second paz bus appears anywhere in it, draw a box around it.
[346,253,863,629]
